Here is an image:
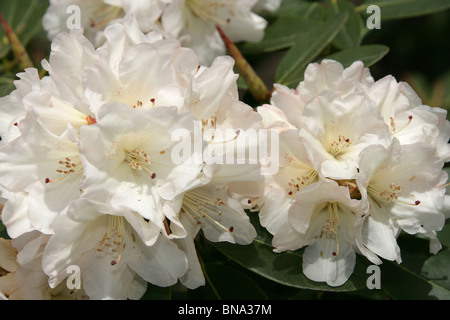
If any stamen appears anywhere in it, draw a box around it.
[286,169,317,195]
[45,155,82,184]
[328,135,352,157]
[182,191,233,234]
[392,115,413,135]
[86,116,97,125]
[186,0,232,26]
[96,216,126,267]
[125,149,156,179]
[367,182,420,207]
[322,202,340,256]
[208,129,240,144]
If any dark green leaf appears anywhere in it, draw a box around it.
[437,221,450,248]
[275,12,348,88]
[210,212,371,292]
[202,262,269,300]
[381,235,450,299]
[0,220,9,239]
[358,0,450,20]
[140,283,172,300]
[239,15,323,55]
[0,76,15,96]
[275,0,321,16]
[326,0,364,49]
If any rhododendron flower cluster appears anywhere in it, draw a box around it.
[0,17,262,299]
[42,0,281,65]
[257,59,450,286]
[1,3,449,301]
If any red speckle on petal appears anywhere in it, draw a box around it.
[332,252,337,256]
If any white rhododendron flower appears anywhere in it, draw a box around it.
[43,200,187,299]
[161,0,267,65]
[43,0,275,66]
[0,237,18,300]
[257,59,449,286]
[272,180,367,287]
[0,17,261,299]
[43,0,167,45]
[357,140,446,260]
[252,0,282,15]
[79,103,203,243]
[0,230,90,300]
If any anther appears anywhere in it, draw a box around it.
[86,116,97,125]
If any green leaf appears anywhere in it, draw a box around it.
[437,221,450,253]
[0,75,15,96]
[239,14,323,55]
[358,0,450,20]
[381,235,450,299]
[0,0,49,59]
[326,0,364,49]
[275,0,321,16]
[210,212,371,292]
[324,44,390,68]
[275,12,348,88]
[201,262,269,300]
[140,283,172,300]
[0,220,9,239]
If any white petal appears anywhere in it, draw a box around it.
[302,236,356,287]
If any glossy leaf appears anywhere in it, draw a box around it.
[201,262,269,300]
[210,212,371,292]
[381,235,450,299]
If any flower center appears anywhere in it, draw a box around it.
[286,169,318,196]
[181,190,234,233]
[327,135,352,158]
[367,182,420,208]
[95,216,126,266]
[186,0,232,26]
[125,149,156,179]
[335,179,361,200]
[284,153,318,197]
[45,156,83,184]
[322,202,340,256]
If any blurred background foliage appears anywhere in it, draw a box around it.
[0,0,450,300]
